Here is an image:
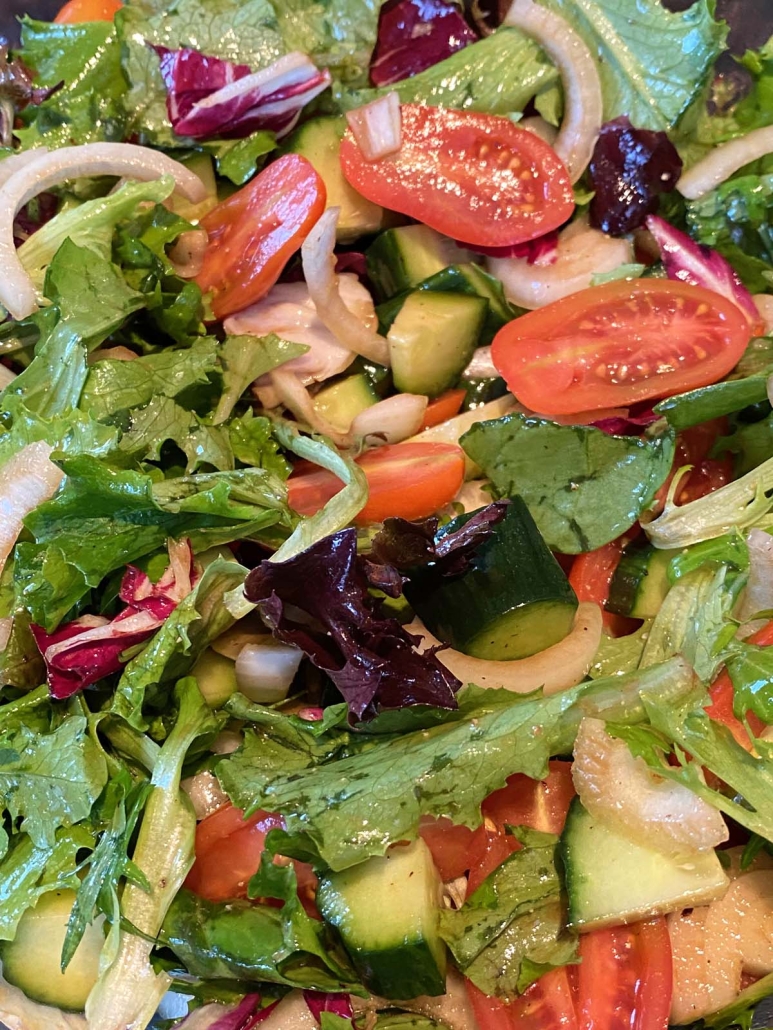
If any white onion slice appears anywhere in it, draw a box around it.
[407,602,602,693]
[678,127,773,200]
[503,0,602,182]
[181,770,229,821]
[737,528,773,625]
[0,363,17,388]
[169,228,209,279]
[0,442,64,575]
[755,295,773,337]
[0,148,48,189]
[346,92,402,161]
[301,207,391,366]
[0,143,207,320]
[235,641,304,704]
[488,219,633,309]
[462,346,498,380]
[270,368,352,447]
[256,993,318,1030]
[519,116,559,146]
[352,393,428,445]
[0,617,11,652]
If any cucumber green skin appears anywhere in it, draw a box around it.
[321,931,446,1000]
[462,377,508,411]
[314,373,378,430]
[367,226,452,301]
[607,542,676,619]
[389,292,487,398]
[406,496,578,660]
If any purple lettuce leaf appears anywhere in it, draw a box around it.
[243,529,460,720]
[303,992,353,1023]
[646,214,762,328]
[370,0,477,87]
[0,45,61,147]
[591,407,660,437]
[589,117,683,236]
[176,994,278,1030]
[155,47,330,141]
[463,230,559,263]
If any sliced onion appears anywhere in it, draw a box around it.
[0,148,48,189]
[346,92,402,162]
[89,346,138,363]
[0,143,207,320]
[503,0,602,182]
[235,641,304,704]
[210,614,273,660]
[181,770,229,821]
[462,346,498,380]
[755,295,773,337]
[0,616,11,652]
[169,228,209,279]
[452,479,494,514]
[301,207,391,366]
[407,602,602,693]
[270,367,352,447]
[0,363,16,388]
[678,127,773,200]
[351,393,428,445]
[737,528,773,625]
[488,218,633,309]
[256,992,318,1030]
[0,442,64,574]
[408,394,516,447]
[520,115,559,146]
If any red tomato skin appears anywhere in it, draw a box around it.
[568,539,639,637]
[482,761,575,835]
[287,442,465,524]
[418,816,475,882]
[706,620,773,748]
[491,280,752,415]
[467,969,579,1030]
[340,105,574,248]
[55,0,121,20]
[419,389,467,430]
[196,155,326,320]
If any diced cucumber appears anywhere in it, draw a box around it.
[389,292,487,398]
[191,648,237,709]
[405,496,578,660]
[607,541,677,619]
[462,376,509,410]
[317,839,446,999]
[284,116,385,242]
[170,153,218,223]
[0,889,104,1011]
[367,226,465,301]
[313,373,378,431]
[561,799,729,931]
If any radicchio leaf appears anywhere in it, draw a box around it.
[646,214,762,329]
[303,991,353,1023]
[463,230,559,264]
[31,540,195,699]
[155,48,331,141]
[243,529,460,720]
[370,0,477,87]
[0,46,61,147]
[589,117,683,236]
[591,408,660,437]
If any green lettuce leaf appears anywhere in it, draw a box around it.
[213,334,308,425]
[716,414,773,478]
[727,643,773,725]
[440,834,576,999]
[216,658,695,870]
[276,0,381,86]
[0,396,119,469]
[118,395,235,472]
[461,415,675,554]
[206,132,278,186]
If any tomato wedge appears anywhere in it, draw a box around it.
[419,388,467,430]
[569,538,640,637]
[467,970,578,1030]
[287,442,465,524]
[577,919,672,1030]
[55,0,122,21]
[491,280,752,415]
[195,154,326,320]
[340,105,574,248]
[482,762,575,835]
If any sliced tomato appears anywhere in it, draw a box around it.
[568,539,638,637]
[195,155,325,320]
[420,388,467,430]
[654,419,731,513]
[466,825,521,895]
[185,803,317,910]
[287,442,465,524]
[706,619,773,749]
[418,816,475,882]
[482,762,575,835]
[340,105,574,248]
[54,0,122,20]
[491,280,752,415]
[577,919,672,1030]
[467,969,578,1030]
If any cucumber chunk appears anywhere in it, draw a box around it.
[284,116,385,242]
[1,889,104,1012]
[317,839,446,999]
[313,373,378,431]
[191,648,238,709]
[405,496,578,660]
[388,292,487,397]
[367,226,464,301]
[561,799,729,931]
[607,541,677,619]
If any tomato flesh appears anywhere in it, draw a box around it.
[491,280,752,415]
[707,619,773,748]
[340,105,574,248]
[55,0,122,21]
[467,969,579,1030]
[568,538,640,637]
[287,442,465,524]
[196,154,326,320]
[420,388,467,430]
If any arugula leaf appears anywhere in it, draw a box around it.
[715,413,773,478]
[112,556,248,730]
[14,18,128,148]
[440,835,576,999]
[537,0,725,131]
[213,334,307,425]
[655,370,773,431]
[216,658,695,870]
[0,714,107,850]
[80,338,219,420]
[461,415,675,553]
[668,531,750,582]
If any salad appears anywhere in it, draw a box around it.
[3,0,773,1028]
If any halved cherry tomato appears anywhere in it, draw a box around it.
[185,803,317,911]
[287,442,465,524]
[419,388,467,431]
[706,619,773,749]
[54,0,122,21]
[577,919,672,1030]
[568,539,638,637]
[482,761,575,835]
[654,419,732,513]
[467,969,578,1030]
[491,280,752,415]
[195,155,326,320]
[340,105,574,248]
